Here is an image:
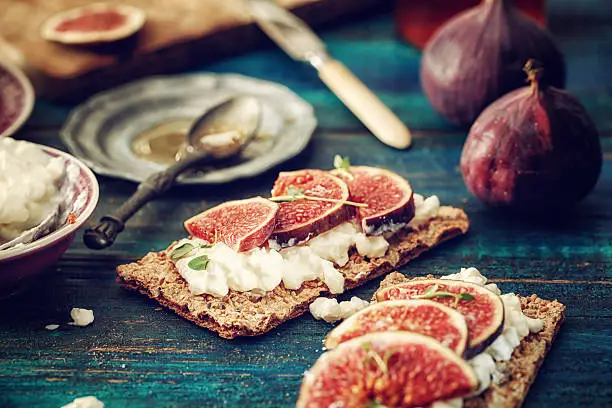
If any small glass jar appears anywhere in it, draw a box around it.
[395,0,547,49]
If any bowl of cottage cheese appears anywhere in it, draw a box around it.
[0,138,99,296]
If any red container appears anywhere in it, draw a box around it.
[395,0,547,49]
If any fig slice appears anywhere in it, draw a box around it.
[40,3,146,45]
[184,197,278,253]
[270,169,352,246]
[336,166,415,235]
[324,299,468,357]
[297,332,478,408]
[376,279,505,357]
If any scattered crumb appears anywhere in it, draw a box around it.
[45,324,60,331]
[61,396,104,408]
[309,296,370,323]
[68,308,94,327]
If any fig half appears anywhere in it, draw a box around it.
[184,197,278,253]
[297,332,478,408]
[324,299,469,357]
[376,279,504,357]
[270,170,352,246]
[40,3,146,45]
[336,166,415,235]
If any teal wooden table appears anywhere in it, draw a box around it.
[1,1,611,407]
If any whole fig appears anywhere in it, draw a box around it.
[461,60,602,211]
[421,0,566,127]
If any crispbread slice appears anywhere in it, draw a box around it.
[116,206,469,339]
[375,272,566,408]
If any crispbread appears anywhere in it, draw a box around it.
[116,206,469,339]
[375,273,566,408]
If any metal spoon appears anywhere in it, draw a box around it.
[83,96,262,250]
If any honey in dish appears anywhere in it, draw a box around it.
[131,119,193,165]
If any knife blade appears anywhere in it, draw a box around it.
[248,0,412,149]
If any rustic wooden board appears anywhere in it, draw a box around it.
[1,0,611,406]
[0,0,388,101]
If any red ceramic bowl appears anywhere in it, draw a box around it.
[0,145,99,297]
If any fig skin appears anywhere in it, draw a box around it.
[461,74,602,211]
[420,0,566,127]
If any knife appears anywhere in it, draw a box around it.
[247,0,412,149]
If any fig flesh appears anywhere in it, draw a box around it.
[376,279,504,357]
[336,166,415,235]
[40,3,146,45]
[461,61,602,210]
[297,332,478,408]
[270,170,352,246]
[324,299,468,356]
[184,197,278,253]
[421,0,565,127]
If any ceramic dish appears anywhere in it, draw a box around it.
[0,61,34,138]
[0,145,99,297]
[60,73,317,185]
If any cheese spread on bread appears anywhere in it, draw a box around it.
[172,194,440,299]
[435,268,545,407]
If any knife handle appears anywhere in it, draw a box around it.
[317,59,412,149]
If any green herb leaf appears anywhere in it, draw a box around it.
[333,154,351,171]
[360,341,373,351]
[188,255,210,270]
[414,284,475,306]
[422,284,439,297]
[200,242,212,249]
[286,186,304,197]
[460,292,476,301]
[170,243,195,261]
[364,401,388,408]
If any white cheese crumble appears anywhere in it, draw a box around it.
[45,324,60,331]
[408,193,440,228]
[68,308,94,327]
[432,398,462,408]
[442,267,501,295]
[436,267,544,407]
[309,296,370,323]
[174,240,344,298]
[486,293,544,361]
[308,222,389,266]
[61,396,104,408]
[0,137,65,243]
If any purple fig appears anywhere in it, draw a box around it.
[461,60,602,211]
[420,0,566,127]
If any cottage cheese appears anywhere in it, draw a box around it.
[309,296,370,323]
[308,222,389,266]
[61,396,104,408]
[435,267,544,407]
[68,308,95,327]
[174,240,345,298]
[408,193,441,228]
[0,137,64,243]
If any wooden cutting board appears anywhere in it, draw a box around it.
[0,0,385,102]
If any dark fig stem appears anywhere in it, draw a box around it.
[524,59,544,94]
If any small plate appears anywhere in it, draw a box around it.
[0,61,34,138]
[60,73,317,184]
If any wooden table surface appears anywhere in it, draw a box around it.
[1,1,611,407]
